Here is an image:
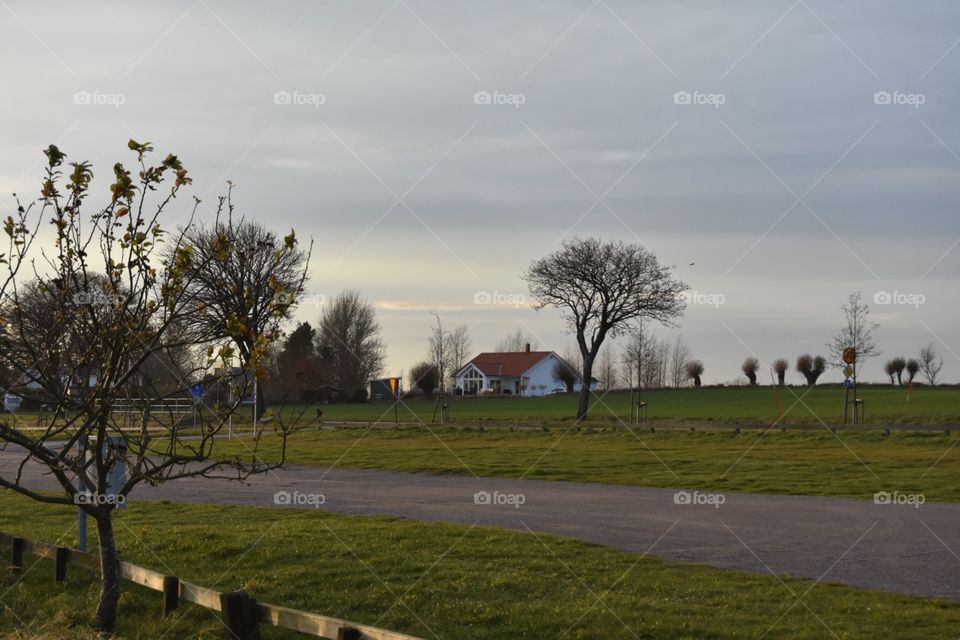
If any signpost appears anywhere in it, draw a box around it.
[842,347,858,425]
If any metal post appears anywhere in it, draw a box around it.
[77,438,87,551]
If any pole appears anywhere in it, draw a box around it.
[77,437,87,551]
[253,378,258,434]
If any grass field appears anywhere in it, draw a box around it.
[217,426,960,501]
[2,492,959,639]
[298,385,959,425]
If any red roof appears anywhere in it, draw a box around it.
[459,351,554,377]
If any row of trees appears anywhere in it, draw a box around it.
[883,347,944,385]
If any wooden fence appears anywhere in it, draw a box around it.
[1,532,423,640]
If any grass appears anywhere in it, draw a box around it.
[1,492,959,639]
[216,426,960,501]
[297,385,959,425]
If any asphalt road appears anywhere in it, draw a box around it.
[4,450,958,601]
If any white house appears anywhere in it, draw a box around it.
[453,346,596,397]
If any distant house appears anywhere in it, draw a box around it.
[453,345,596,397]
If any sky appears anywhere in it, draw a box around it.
[1,1,958,385]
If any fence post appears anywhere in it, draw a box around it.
[54,547,69,582]
[338,628,362,640]
[10,538,24,574]
[162,575,180,616]
[220,590,260,640]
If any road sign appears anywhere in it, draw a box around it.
[842,347,857,365]
[844,378,854,389]
[843,366,854,378]
[190,383,205,398]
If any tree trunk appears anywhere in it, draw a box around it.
[777,372,785,386]
[576,358,594,420]
[94,512,121,632]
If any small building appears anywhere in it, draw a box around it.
[454,346,596,397]
[369,377,402,402]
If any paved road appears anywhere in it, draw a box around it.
[4,451,959,600]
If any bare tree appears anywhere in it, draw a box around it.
[883,360,897,384]
[495,327,538,352]
[918,344,944,385]
[773,358,789,386]
[906,358,920,384]
[409,361,438,399]
[685,360,704,387]
[826,291,880,380]
[669,336,691,388]
[316,290,385,400]
[742,357,760,385]
[797,354,827,386]
[0,142,304,631]
[174,200,311,415]
[596,346,619,391]
[524,238,687,419]
[552,358,577,393]
[448,324,472,380]
[890,357,906,385]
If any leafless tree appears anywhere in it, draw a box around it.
[173,200,311,415]
[409,361,438,399]
[596,345,619,391]
[448,324,472,379]
[524,238,687,419]
[884,360,897,384]
[906,358,920,384]
[890,357,906,385]
[316,290,385,400]
[0,142,305,631]
[552,359,577,393]
[685,360,704,387]
[742,357,760,385]
[826,291,880,380]
[495,327,538,352]
[796,354,827,386]
[773,358,789,386]
[669,336,691,388]
[919,344,944,385]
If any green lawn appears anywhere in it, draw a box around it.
[301,386,959,425]
[218,426,960,501]
[1,493,958,639]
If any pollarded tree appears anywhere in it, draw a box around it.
[0,142,303,632]
[552,358,577,393]
[742,357,760,386]
[906,358,920,384]
[796,354,827,386]
[884,360,897,384]
[523,238,687,419]
[409,361,439,399]
[685,360,704,387]
[773,358,789,386]
[890,357,906,385]
[174,202,312,416]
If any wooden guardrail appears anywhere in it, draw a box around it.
[1,532,424,640]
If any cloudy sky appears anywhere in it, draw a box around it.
[2,1,958,384]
